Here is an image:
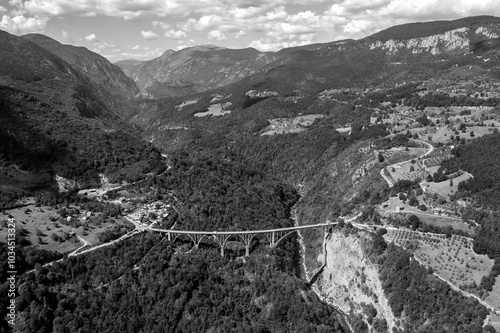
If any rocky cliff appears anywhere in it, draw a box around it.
[367,21,500,55]
[315,229,400,332]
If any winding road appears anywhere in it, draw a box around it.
[376,141,500,315]
[380,138,434,189]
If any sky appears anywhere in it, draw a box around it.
[1,0,500,62]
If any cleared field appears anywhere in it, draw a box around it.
[427,166,440,174]
[429,127,454,143]
[380,197,474,234]
[0,199,127,254]
[409,212,475,234]
[382,147,428,165]
[423,172,473,198]
[387,159,428,182]
[194,102,232,117]
[261,114,325,136]
[175,99,198,110]
[385,229,493,288]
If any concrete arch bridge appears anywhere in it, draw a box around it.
[149,222,338,256]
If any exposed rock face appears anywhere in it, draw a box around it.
[315,230,399,331]
[369,27,470,55]
[368,23,500,55]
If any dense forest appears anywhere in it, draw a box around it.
[9,233,347,333]
[142,151,299,231]
[439,133,500,208]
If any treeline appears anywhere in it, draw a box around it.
[404,91,499,109]
[10,233,347,333]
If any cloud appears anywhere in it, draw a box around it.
[62,30,68,38]
[9,0,229,20]
[131,44,141,50]
[152,20,170,30]
[0,14,49,34]
[176,39,196,50]
[85,33,98,42]
[117,47,164,60]
[164,29,186,39]
[91,41,115,52]
[141,30,158,40]
[249,37,313,52]
[3,0,500,52]
[208,30,227,40]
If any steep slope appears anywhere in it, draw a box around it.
[0,29,112,121]
[117,45,280,98]
[0,29,164,207]
[365,16,500,55]
[23,34,139,98]
[315,227,489,332]
[365,16,500,43]
[22,33,140,119]
[317,229,398,331]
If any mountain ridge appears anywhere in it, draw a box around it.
[23,33,139,98]
[116,15,500,98]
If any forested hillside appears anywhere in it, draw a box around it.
[379,243,488,332]
[11,234,348,333]
[0,29,167,208]
[0,86,165,208]
[148,152,298,231]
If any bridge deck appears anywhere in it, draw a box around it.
[149,222,338,235]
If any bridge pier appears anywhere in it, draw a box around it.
[213,234,230,257]
[239,233,256,257]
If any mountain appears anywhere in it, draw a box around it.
[22,33,141,119]
[23,34,139,98]
[114,59,146,75]
[118,16,500,101]
[0,29,164,207]
[364,15,500,55]
[115,45,280,98]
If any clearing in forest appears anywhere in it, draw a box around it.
[385,229,493,291]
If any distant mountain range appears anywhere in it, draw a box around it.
[115,16,500,98]
[116,45,280,98]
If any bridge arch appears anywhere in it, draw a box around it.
[239,233,257,257]
[151,221,339,256]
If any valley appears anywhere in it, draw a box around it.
[3,15,500,333]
